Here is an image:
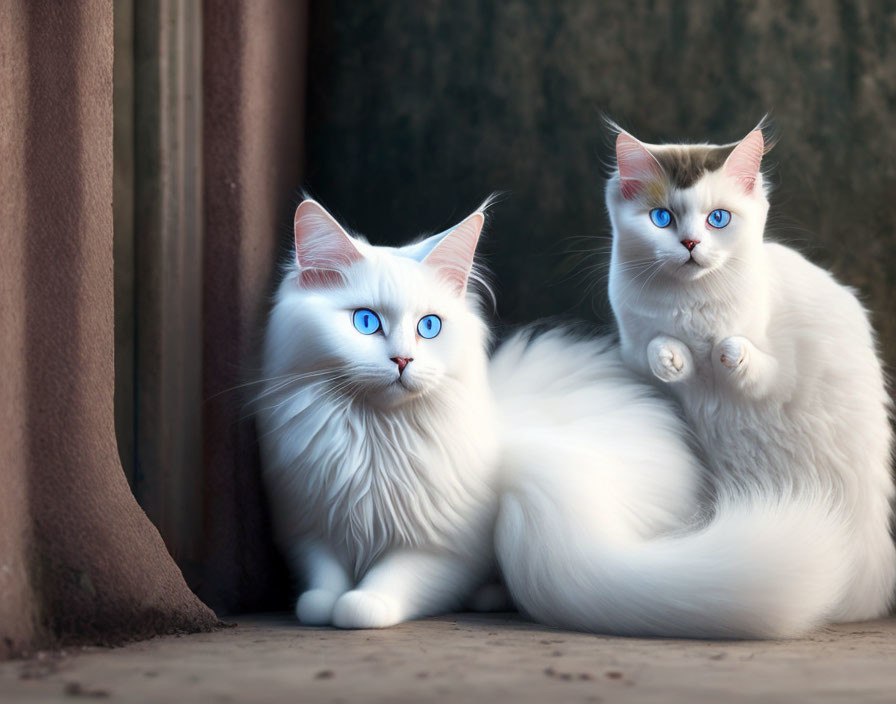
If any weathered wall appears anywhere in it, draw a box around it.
[201,0,308,614]
[0,0,36,660]
[305,1,896,372]
[0,0,217,658]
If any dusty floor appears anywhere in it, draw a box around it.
[2,613,895,703]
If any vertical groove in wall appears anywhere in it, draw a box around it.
[133,0,204,587]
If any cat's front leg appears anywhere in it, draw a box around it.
[292,541,353,626]
[714,336,779,399]
[647,335,695,384]
[331,549,480,629]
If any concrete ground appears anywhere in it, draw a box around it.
[2,613,895,703]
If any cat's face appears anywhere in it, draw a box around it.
[267,200,488,408]
[606,130,770,283]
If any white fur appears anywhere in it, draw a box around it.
[257,200,499,629]
[495,131,895,639]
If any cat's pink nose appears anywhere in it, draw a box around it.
[391,357,412,373]
[681,238,700,252]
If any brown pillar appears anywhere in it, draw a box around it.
[0,1,218,658]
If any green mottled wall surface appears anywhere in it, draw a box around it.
[305,1,896,372]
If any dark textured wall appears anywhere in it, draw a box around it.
[305,1,896,371]
[201,0,307,614]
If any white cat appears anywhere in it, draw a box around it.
[257,199,499,629]
[495,126,896,638]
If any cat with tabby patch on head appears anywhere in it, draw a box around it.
[494,122,896,639]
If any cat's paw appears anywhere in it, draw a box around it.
[296,589,340,626]
[647,335,694,383]
[717,336,748,370]
[332,590,400,629]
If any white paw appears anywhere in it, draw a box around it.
[296,589,340,626]
[647,335,693,383]
[718,336,747,369]
[332,590,399,629]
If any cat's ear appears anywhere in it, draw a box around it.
[293,199,363,287]
[723,130,764,193]
[421,211,484,297]
[616,132,664,200]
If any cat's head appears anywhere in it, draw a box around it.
[605,125,771,282]
[265,199,491,408]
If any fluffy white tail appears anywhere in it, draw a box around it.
[497,457,851,639]
[491,330,854,639]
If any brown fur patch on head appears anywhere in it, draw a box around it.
[642,178,669,207]
[648,144,738,190]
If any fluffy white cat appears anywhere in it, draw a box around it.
[495,126,896,638]
[259,198,701,633]
[257,199,499,629]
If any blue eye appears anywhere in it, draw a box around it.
[417,314,441,339]
[649,208,672,228]
[707,209,731,228]
[352,308,381,335]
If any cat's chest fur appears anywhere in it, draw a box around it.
[621,294,794,481]
[622,297,728,376]
[664,302,722,362]
[262,388,497,575]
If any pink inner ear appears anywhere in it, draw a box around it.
[616,132,664,200]
[724,130,764,193]
[422,212,484,296]
[293,200,363,287]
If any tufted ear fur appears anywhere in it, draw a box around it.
[421,211,484,296]
[293,200,363,287]
[723,130,764,194]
